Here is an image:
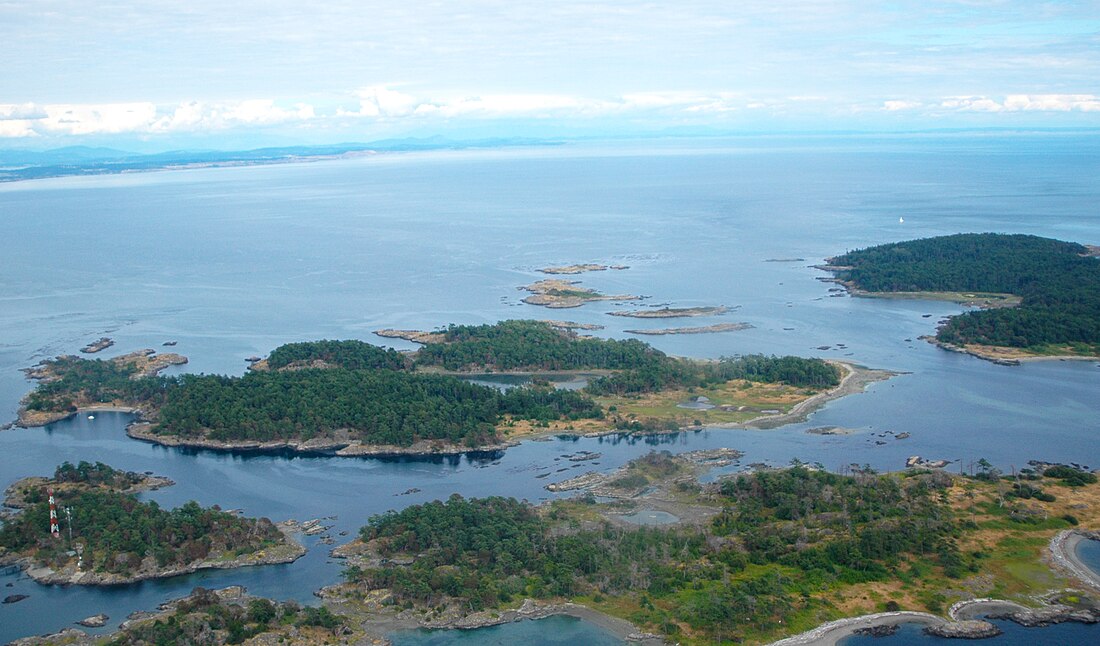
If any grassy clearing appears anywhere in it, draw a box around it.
[596,379,820,426]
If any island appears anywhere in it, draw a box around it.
[9,586,370,646]
[626,322,753,335]
[520,278,640,308]
[538,263,629,274]
[0,462,304,585]
[79,337,114,354]
[609,306,730,318]
[322,455,1100,645]
[14,321,856,456]
[821,233,1100,363]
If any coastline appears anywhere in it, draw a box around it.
[923,337,1100,366]
[32,362,881,459]
[330,596,665,645]
[768,611,944,646]
[0,522,305,587]
[1047,530,1100,591]
[125,422,518,458]
[721,361,897,430]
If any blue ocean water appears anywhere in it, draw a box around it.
[1,135,1099,642]
[839,619,1099,646]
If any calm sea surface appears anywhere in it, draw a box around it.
[2,135,1099,642]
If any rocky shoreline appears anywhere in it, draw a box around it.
[720,361,897,430]
[520,278,640,308]
[772,595,1100,646]
[626,322,752,335]
[125,421,518,458]
[609,305,730,318]
[1047,529,1100,591]
[0,520,305,587]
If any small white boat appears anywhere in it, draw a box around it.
[899,216,905,223]
[87,415,95,420]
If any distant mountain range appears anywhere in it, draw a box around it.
[0,137,558,182]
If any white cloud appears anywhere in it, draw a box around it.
[0,99,319,138]
[940,94,1100,113]
[882,100,922,111]
[3,88,1099,140]
[348,86,421,117]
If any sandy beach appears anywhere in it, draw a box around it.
[767,611,943,646]
[721,361,897,430]
[1048,530,1100,591]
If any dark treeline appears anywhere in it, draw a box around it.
[265,339,408,371]
[715,467,963,578]
[23,323,834,448]
[346,465,965,642]
[587,354,840,395]
[52,460,144,490]
[830,233,1100,349]
[414,320,666,371]
[106,588,345,645]
[154,368,600,447]
[0,474,282,576]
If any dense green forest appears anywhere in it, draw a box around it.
[52,460,146,489]
[414,320,666,371]
[265,339,408,371]
[154,368,600,447]
[107,588,347,645]
[346,466,963,642]
[0,467,283,576]
[829,233,1100,349]
[22,355,172,414]
[22,323,836,448]
[587,353,840,395]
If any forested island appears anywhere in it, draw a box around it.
[823,233,1100,362]
[16,321,843,455]
[0,462,303,585]
[325,456,1100,645]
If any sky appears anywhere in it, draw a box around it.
[2,0,1099,150]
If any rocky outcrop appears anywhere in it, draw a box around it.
[80,338,114,354]
[923,619,1002,639]
[75,614,108,627]
[626,323,752,335]
[993,605,1100,627]
[610,306,729,318]
[126,422,517,457]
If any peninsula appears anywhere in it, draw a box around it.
[326,456,1100,645]
[0,462,304,585]
[821,233,1100,363]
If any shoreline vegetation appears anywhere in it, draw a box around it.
[12,321,852,459]
[820,233,1100,365]
[323,456,1100,645]
[11,458,1100,645]
[0,462,305,586]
